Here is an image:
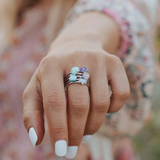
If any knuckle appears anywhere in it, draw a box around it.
[38,57,50,75]
[50,125,67,135]
[23,109,43,127]
[109,106,121,113]
[69,95,89,115]
[122,90,130,99]
[93,96,110,113]
[23,109,31,127]
[22,89,28,102]
[93,103,108,113]
[87,124,101,134]
[116,90,130,100]
[90,52,106,67]
[69,133,82,143]
[108,55,122,65]
[38,56,59,78]
[44,92,65,111]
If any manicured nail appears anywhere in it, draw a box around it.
[55,140,67,157]
[81,135,92,143]
[29,127,38,147]
[65,146,78,159]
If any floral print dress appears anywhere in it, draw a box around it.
[0,0,159,160]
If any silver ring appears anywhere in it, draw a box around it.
[64,67,90,91]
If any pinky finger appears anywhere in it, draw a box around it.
[107,57,130,113]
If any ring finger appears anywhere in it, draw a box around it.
[65,68,90,159]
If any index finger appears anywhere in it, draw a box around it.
[38,57,68,157]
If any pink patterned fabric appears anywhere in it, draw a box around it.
[66,0,158,139]
[0,0,159,160]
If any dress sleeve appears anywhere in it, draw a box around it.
[65,0,156,138]
[65,0,149,61]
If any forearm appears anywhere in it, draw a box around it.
[0,0,22,45]
[51,12,120,54]
[0,0,22,13]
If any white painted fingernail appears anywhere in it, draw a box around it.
[65,146,78,159]
[55,140,67,157]
[81,135,92,143]
[29,127,38,147]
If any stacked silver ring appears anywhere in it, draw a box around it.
[65,67,90,91]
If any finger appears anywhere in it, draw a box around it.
[23,73,45,147]
[38,57,68,157]
[107,56,130,113]
[66,83,89,159]
[83,67,110,142]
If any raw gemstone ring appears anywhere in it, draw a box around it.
[83,72,90,80]
[71,67,79,75]
[80,67,88,72]
[69,75,77,82]
[65,67,90,91]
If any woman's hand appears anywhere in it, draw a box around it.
[22,12,130,158]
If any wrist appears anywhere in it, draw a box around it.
[50,12,120,54]
[50,31,103,52]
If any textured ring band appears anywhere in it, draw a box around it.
[64,67,90,91]
[65,81,90,91]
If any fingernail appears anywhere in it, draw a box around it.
[55,140,67,157]
[81,135,92,143]
[65,146,78,159]
[29,127,38,147]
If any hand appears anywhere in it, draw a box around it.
[22,32,130,158]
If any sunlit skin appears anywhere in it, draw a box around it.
[0,0,159,159]
[22,12,130,150]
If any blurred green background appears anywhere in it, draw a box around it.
[133,30,160,160]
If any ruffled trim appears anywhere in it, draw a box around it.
[102,8,132,60]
